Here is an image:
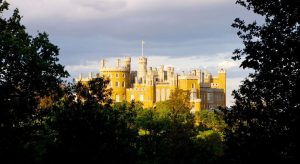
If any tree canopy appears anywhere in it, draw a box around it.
[0,1,68,163]
[223,0,300,163]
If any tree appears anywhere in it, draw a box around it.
[42,78,138,163]
[136,89,224,164]
[0,1,68,163]
[223,0,300,163]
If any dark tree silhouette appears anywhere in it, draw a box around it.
[42,78,138,164]
[223,0,300,163]
[0,1,68,163]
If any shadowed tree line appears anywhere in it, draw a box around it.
[1,0,300,163]
[221,0,300,163]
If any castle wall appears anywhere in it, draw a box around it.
[76,56,226,111]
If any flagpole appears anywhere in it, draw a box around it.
[142,40,144,57]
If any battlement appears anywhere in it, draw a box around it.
[138,56,147,63]
[99,57,131,72]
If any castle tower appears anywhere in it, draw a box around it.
[138,56,147,83]
[218,68,226,91]
[204,70,212,83]
[158,65,164,82]
[115,58,121,68]
[218,68,226,105]
[124,56,131,70]
[100,59,106,69]
[137,40,147,83]
[88,72,93,80]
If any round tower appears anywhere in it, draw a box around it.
[138,56,147,83]
[124,56,131,70]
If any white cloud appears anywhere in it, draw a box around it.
[65,61,99,76]
[218,60,238,69]
[226,77,244,106]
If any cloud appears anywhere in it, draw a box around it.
[65,61,99,73]
[218,60,238,69]
[9,0,244,40]
[9,0,230,21]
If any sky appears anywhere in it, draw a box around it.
[6,0,261,107]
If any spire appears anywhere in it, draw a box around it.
[142,40,144,57]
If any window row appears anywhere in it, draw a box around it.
[109,81,126,88]
[107,73,126,78]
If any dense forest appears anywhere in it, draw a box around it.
[1,0,299,163]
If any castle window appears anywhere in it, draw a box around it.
[122,81,125,88]
[115,82,119,87]
[116,73,119,78]
[116,94,119,102]
[139,95,144,102]
[207,93,213,103]
[123,74,126,78]
[192,83,195,88]
[130,94,134,101]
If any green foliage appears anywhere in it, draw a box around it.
[135,89,224,164]
[223,0,300,163]
[196,110,226,133]
[0,1,68,163]
[38,78,138,163]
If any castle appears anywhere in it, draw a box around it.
[76,55,226,112]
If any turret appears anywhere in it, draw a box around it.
[124,56,131,70]
[88,72,93,79]
[204,70,212,83]
[115,58,121,68]
[79,73,82,80]
[100,59,106,69]
[196,69,201,83]
[138,56,147,83]
[167,66,172,82]
[218,68,226,92]
[147,67,153,75]
[158,65,164,82]
[191,69,196,76]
